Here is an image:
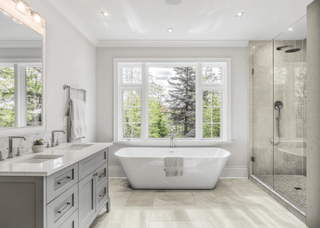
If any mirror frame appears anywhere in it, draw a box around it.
[0,1,46,136]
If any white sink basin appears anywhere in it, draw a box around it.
[19,155,63,164]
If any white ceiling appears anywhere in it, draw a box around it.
[47,0,313,46]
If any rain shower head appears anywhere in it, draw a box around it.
[285,48,301,53]
[276,45,301,53]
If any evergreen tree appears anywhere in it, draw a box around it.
[167,67,196,137]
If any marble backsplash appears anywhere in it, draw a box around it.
[0,127,67,160]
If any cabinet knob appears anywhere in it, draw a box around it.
[93,172,99,177]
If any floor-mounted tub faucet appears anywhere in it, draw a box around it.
[168,124,177,148]
[7,136,26,159]
[51,130,66,147]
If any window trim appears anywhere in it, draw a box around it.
[114,58,232,145]
[0,60,45,134]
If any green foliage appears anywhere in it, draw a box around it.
[0,67,15,127]
[148,97,168,138]
[123,90,141,138]
[121,67,222,139]
[26,67,42,126]
[32,139,43,145]
[0,66,42,128]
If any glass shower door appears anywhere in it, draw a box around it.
[251,41,274,189]
[273,16,307,213]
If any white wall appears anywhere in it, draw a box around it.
[96,47,248,177]
[24,0,96,141]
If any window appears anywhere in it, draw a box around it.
[114,59,231,144]
[0,63,42,128]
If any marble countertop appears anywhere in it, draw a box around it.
[0,142,113,176]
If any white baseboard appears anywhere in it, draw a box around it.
[220,166,248,178]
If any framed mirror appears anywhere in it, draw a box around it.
[0,0,46,136]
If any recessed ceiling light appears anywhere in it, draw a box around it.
[288,27,294,31]
[235,12,244,17]
[167,28,173,33]
[101,12,109,17]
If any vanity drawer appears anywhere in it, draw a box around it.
[96,181,108,212]
[96,163,108,189]
[58,210,78,228]
[79,149,107,180]
[47,184,79,228]
[47,163,79,203]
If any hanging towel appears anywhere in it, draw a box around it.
[164,157,184,177]
[69,99,86,140]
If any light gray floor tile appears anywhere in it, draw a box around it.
[149,221,203,228]
[89,178,307,228]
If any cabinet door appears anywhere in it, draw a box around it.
[79,172,96,228]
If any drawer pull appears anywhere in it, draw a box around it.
[57,202,71,214]
[57,176,71,185]
[99,172,106,178]
[99,192,106,198]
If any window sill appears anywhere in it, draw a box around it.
[113,140,233,147]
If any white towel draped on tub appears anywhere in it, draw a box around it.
[69,99,86,140]
[164,157,183,177]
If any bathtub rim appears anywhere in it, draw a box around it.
[114,147,231,159]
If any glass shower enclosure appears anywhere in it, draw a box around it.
[249,16,307,213]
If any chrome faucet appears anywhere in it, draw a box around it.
[8,136,26,159]
[168,123,177,148]
[51,130,66,147]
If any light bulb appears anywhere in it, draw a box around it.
[167,28,173,33]
[34,13,41,23]
[17,1,26,12]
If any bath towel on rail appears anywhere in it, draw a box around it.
[164,156,183,177]
[69,98,86,140]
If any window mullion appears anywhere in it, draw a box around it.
[20,65,27,127]
[141,63,148,140]
[196,63,202,140]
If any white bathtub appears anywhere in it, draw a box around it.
[115,147,230,189]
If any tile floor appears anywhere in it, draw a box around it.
[89,178,308,228]
[255,175,306,213]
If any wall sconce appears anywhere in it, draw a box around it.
[0,0,45,35]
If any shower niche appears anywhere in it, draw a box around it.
[248,16,307,219]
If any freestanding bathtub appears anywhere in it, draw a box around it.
[115,147,230,189]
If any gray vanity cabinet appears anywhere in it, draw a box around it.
[79,172,96,228]
[0,148,110,228]
[78,150,109,228]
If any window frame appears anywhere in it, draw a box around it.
[114,58,232,146]
[0,61,43,129]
